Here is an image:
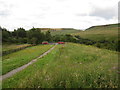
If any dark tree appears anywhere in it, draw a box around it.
[2,28,11,42]
[16,28,26,38]
[12,29,17,37]
[27,27,45,44]
[45,30,52,42]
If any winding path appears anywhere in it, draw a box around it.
[0,44,57,81]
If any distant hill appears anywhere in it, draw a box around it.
[86,23,119,31]
[35,28,81,35]
[72,23,119,41]
[36,28,76,31]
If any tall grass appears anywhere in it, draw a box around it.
[2,45,53,75]
[3,43,118,88]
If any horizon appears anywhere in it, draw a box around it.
[0,0,119,31]
[1,23,118,31]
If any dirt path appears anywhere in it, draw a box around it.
[0,45,56,81]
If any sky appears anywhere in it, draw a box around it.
[0,0,119,31]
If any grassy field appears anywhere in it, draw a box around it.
[72,24,119,41]
[2,45,53,75]
[2,43,118,88]
[2,44,31,52]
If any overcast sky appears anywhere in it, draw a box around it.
[0,0,119,31]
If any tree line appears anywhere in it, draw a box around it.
[1,27,52,44]
[1,26,77,45]
[1,26,119,52]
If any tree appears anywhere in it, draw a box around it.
[31,37,38,44]
[53,35,61,42]
[45,30,52,42]
[65,34,76,42]
[16,28,26,38]
[2,28,11,42]
[12,29,17,37]
[27,27,44,44]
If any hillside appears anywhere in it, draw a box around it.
[86,23,119,31]
[36,28,81,35]
[72,23,119,41]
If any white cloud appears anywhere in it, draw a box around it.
[0,0,119,31]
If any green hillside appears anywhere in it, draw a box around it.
[72,23,119,41]
[3,43,118,88]
[86,23,119,31]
